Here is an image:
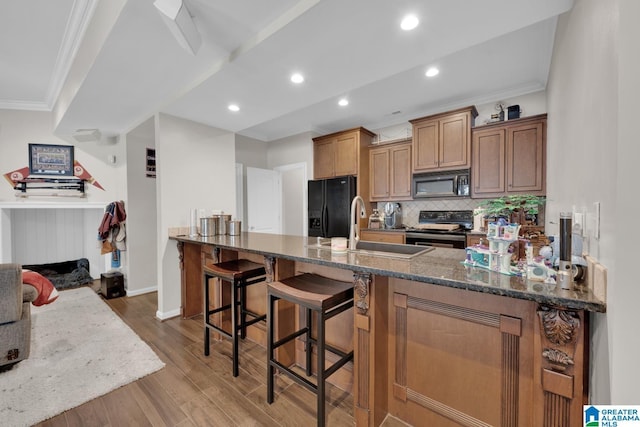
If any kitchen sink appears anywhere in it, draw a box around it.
[352,241,434,259]
[306,239,434,259]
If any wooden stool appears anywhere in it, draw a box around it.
[266,273,354,427]
[203,259,266,377]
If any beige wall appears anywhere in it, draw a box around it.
[474,91,547,127]
[0,110,124,203]
[547,0,639,403]
[236,134,268,169]
[155,113,236,318]
[267,131,315,171]
[235,134,268,222]
[125,117,157,295]
[612,0,639,404]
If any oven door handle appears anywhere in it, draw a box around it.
[405,232,466,241]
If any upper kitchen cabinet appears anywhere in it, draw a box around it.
[313,127,375,179]
[471,114,547,198]
[409,106,478,173]
[369,140,412,201]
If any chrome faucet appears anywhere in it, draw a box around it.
[349,196,366,250]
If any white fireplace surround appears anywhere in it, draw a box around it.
[0,200,109,279]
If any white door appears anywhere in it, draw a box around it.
[275,163,307,236]
[247,167,281,234]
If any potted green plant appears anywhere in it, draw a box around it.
[478,194,546,225]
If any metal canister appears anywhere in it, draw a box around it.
[200,217,218,237]
[213,214,232,235]
[227,220,241,236]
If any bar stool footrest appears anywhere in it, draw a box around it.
[205,322,233,340]
[273,327,309,349]
[269,359,317,393]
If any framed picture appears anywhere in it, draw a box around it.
[28,143,75,176]
[146,148,156,178]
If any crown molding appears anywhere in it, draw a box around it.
[0,100,51,111]
[44,0,99,109]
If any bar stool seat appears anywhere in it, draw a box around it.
[267,273,354,427]
[203,259,266,377]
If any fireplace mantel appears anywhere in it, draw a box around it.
[0,200,106,209]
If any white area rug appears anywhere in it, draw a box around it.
[0,287,165,426]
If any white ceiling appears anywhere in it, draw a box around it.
[0,0,574,142]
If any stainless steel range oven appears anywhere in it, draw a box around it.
[405,210,473,249]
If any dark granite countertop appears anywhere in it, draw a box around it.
[170,231,606,313]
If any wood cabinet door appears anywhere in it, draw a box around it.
[313,139,335,179]
[334,133,359,176]
[389,280,536,427]
[466,233,486,247]
[390,144,412,199]
[412,119,439,172]
[471,127,506,197]
[369,147,390,200]
[439,112,470,169]
[507,121,545,194]
[360,230,405,244]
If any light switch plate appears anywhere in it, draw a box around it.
[574,212,584,236]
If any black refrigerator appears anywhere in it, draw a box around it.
[308,176,356,238]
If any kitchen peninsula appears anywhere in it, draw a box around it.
[170,231,605,427]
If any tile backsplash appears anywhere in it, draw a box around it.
[375,199,483,227]
[375,198,546,228]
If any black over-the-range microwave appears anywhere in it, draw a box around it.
[412,169,470,198]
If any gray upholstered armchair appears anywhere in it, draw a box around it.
[0,264,36,370]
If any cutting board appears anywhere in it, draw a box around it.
[413,223,460,231]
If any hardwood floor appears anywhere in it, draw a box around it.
[33,289,409,427]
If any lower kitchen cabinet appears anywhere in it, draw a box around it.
[388,277,587,427]
[466,232,486,247]
[471,114,546,198]
[361,230,405,244]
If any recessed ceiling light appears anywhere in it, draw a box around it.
[228,104,240,112]
[425,67,439,77]
[290,73,304,84]
[400,14,419,31]
[338,98,349,107]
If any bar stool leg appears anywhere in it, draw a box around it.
[204,274,210,357]
[306,307,313,376]
[317,310,326,427]
[266,293,276,403]
[231,279,240,377]
[240,279,247,339]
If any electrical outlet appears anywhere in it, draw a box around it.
[593,262,607,302]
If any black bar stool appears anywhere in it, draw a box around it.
[203,259,266,377]
[266,273,354,427]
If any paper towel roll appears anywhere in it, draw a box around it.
[473,208,485,232]
[189,208,198,237]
